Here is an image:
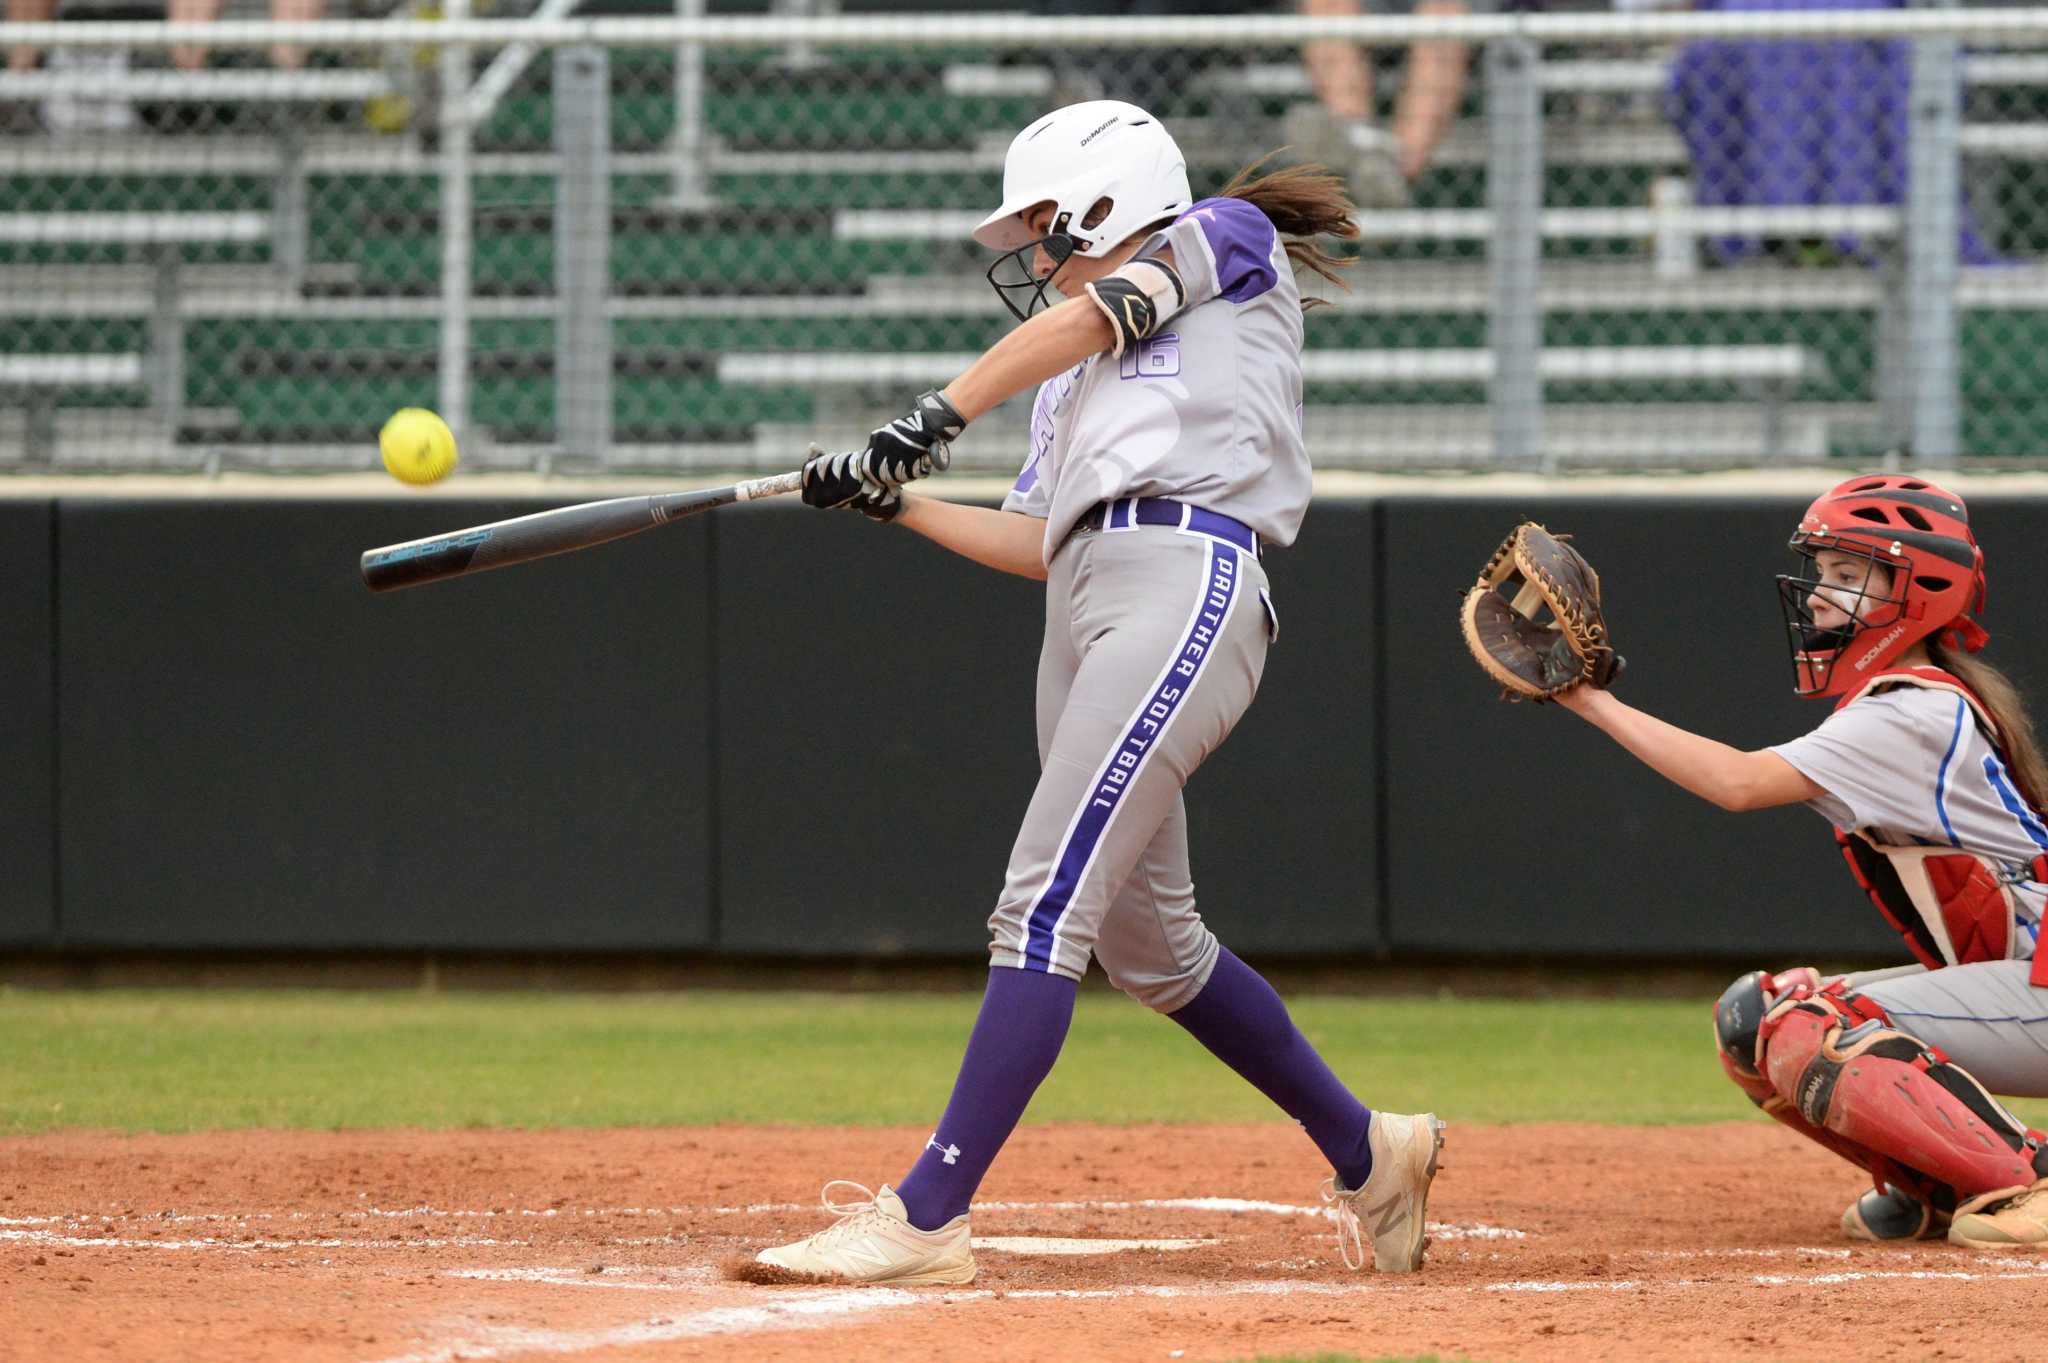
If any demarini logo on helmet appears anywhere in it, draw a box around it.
[1079,116,1120,146]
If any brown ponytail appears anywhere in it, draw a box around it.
[1217,152,1359,310]
[1928,638,2048,814]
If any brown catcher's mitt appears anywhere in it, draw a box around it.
[1460,522,1624,701]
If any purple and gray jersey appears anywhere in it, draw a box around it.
[1002,196,1312,564]
[893,183,1391,1225]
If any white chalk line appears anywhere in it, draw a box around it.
[368,1278,1392,1363]
[1641,1246,1854,1260]
[1755,1263,2048,1284]
[367,1288,919,1363]
[376,1251,2048,1363]
[974,1236,1217,1255]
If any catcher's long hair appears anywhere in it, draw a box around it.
[1218,153,1358,310]
[1929,638,2048,814]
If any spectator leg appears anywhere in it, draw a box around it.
[1755,377,1788,464]
[273,124,308,287]
[1300,0,1374,122]
[168,0,223,72]
[147,246,185,436]
[269,0,321,72]
[1392,0,1470,182]
[6,0,56,73]
[23,389,56,467]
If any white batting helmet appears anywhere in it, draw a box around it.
[973,100,1194,259]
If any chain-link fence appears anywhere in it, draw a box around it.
[5,6,2048,473]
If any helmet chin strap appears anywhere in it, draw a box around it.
[985,232,1078,324]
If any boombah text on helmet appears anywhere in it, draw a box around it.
[1774,474,1990,699]
[972,100,1195,323]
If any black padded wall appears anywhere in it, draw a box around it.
[1179,500,1381,954]
[0,501,55,946]
[30,490,2048,962]
[56,499,716,949]
[713,504,1045,956]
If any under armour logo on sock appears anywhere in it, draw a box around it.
[926,1134,961,1166]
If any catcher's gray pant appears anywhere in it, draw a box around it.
[1852,960,2048,1098]
[986,520,1273,1011]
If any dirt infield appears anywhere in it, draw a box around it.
[2,1123,2041,1363]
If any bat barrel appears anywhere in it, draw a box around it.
[358,472,799,593]
[360,496,663,592]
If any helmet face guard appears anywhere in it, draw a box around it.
[1774,475,1989,699]
[985,230,1077,323]
[1775,539,1912,697]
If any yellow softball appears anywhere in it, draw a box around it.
[379,407,459,485]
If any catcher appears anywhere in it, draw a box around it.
[1462,477,2048,1248]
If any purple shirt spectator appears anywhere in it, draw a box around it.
[1668,0,1998,265]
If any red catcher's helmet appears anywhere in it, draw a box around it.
[1775,474,1989,698]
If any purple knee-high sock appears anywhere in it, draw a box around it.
[1169,947,1375,1188]
[894,967,1077,1232]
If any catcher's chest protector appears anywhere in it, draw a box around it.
[1831,669,2048,985]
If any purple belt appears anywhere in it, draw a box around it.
[1073,497,1260,556]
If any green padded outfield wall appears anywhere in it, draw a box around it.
[0,502,54,946]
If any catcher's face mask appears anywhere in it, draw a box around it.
[1776,541,1909,697]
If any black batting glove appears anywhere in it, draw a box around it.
[862,389,967,488]
[802,445,904,522]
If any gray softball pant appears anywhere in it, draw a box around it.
[985,521,1274,1011]
[1851,960,2048,1098]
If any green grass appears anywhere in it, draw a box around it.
[4,989,2045,1137]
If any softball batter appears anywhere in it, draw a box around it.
[753,100,1444,1285]
[1556,475,2048,1248]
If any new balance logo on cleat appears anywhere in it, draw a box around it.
[1322,1112,1446,1273]
[838,1240,896,1271]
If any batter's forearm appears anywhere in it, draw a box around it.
[943,299,1113,423]
[893,496,1049,580]
[1560,689,1817,812]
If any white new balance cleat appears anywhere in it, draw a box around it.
[1949,1177,2048,1249]
[1321,1111,1446,1272]
[754,1181,976,1285]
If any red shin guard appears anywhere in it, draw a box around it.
[1758,996,2044,1197]
[1719,1041,1933,1198]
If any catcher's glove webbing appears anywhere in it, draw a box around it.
[1460,522,1623,701]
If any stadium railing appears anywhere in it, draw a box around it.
[3,8,2048,473]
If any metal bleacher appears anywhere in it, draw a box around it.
[6,20,2048,470]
